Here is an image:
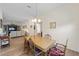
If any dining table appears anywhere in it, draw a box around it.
[25,35,55,55]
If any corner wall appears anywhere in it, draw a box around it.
[42,4,79,52]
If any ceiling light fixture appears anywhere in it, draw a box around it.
[32,4,42,23]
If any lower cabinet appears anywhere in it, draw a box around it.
[10,31,25,38]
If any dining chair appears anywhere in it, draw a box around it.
[48,39,68,56]
[28,38,43,56]
[24,36,29,51]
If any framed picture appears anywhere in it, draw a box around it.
[49,22,56,29]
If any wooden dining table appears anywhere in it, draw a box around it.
[25,35,55,54]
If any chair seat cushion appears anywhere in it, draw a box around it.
[35,47,41,52]
[48,47,64,56]
[34,47,42,56]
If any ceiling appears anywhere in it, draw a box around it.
[0,3,79,24]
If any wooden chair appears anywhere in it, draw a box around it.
[24,36,29,51]
[28,38,43,56]
[48,40,68,56]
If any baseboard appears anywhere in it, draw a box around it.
[67,48,79,54]
[59,43,79,54]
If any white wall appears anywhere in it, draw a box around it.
[27,20,35,35]
[42,4,79,52]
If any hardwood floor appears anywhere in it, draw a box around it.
[0,37,79,56]
[0,37,25,56]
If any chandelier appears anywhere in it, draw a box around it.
[32,4,42,23]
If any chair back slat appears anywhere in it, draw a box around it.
[53,39,68,56]
[64,39,68,55]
